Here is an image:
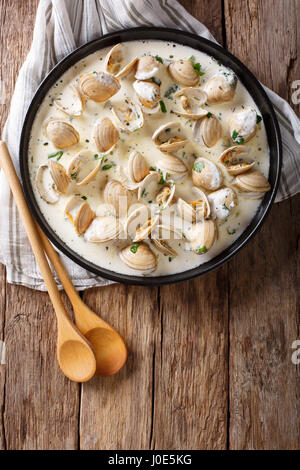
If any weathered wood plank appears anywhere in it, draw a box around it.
[150,0,228,450]
[0,0,80,450]
[225,0,300,450]
[0,265,6,450]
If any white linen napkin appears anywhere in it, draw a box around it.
[1,0,299,290]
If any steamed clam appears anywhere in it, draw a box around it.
[192,157,223,191]
[193,114,222,147]
[128,151,149,183]
[228,107,257,144]
[151,224,182,257]
[135,55,160,80]
[65,196,95,235]
[155,182,176,210]
[54,85,85,117]
[119,242,157,273]
[152,121,188,152]
[133,216,159,242]
[202,71,237,104]
[173,88,208,119]
[186,219,217,254]
[157,153,188,181]
[104,43,138,78]
[176,187,210,223]
[103,179,132,215]
[133,80,161,113]
[36,164,59,204]
[79,71,120,102]
[67,151,102,186]
[233,169,271,197]
[48,160,70,194]
[168,59,200,87]
[112,100,144,132]
[219,145,255,175]
[84,215,122,243]
[137,171,161,200]
[44,120,80,149]
[208,187,237,221]
[93,117,119,154]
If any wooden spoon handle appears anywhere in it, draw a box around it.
[0,141,68,322]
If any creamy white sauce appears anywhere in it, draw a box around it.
[28,40,269,277]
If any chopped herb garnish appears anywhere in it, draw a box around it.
[164,84,179,99]
[196,245,207,254]
[70,172,77,180]
[130,242,139,253]
[48,151,63,160]
[193,161,205,172]
[141,188,146,197]
[207,112,213,118]
[149,166,156,171]
[81,196,87,200]
[168,257,173,262]
[232,130,238,140]
[223,204,230,212]
[227,228,236,235]
[43,142,49,146]
[152,77,161,86]
[159,175,166,184]
[94,153,104,161]
[256,114,262,124]
[217,60,222,66]
[160,100,167,113]
[165,128,171,133]
[232,130,244,144]
[193,62,205,76]
[155,55,163,64]
[102,164,113,171]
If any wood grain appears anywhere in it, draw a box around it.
[225,0,300,450]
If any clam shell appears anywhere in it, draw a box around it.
[155,182,176,210]
[54,85,85,117]
[151,238,177,256]
[193,114,222,148]
[128,151,149,183]
[119,242,157,273]
[117,166,141,191]
[157,153,188,181]
[125,206,151,238]
[36,165,59,204]
[202,74,237,104]
[168,60,200,87]
[228,107,257,144]
[234,169,271,194]
[176,198,196,223]
[133,216,159,242]
[133,80,160,111]
[138,171,161,200]
[173,88,208,118]
[176,187,210,222]
[79,72,120,102]
[103,179,132,215]
[48,160,70,194]
[192,157,223,191]
[104,43,138,78]
[93,117,119,154]
[187,219,217,254]
[152,121,188,152]
[44,120,80,149]
[111,100,144,132]
[84,215,121,243]
[219,145,255,175]
[151,224,182,257]
[135,55,160,80]
[65,196,95,235]
[208,187,237,221]
[67,151,102,186]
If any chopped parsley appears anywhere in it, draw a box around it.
[168,257,173,262]
[207,112,213,118]
[160,100,167,113]
[102,164,113,171]
[196,245,207,254]
[189,56,205,75]
[193,161,205,172]
[256,114,262,124]
[227,228,236,235]
[149,166,156,171]
[130,242,139,253]
[70,172,77,180]
[48,150,64,160]
[223,204,230,212]
[164,84,179,99]
[155,55,163,64]
[94,153,104,160]
[43,142,49,146]
[81,195,87,200]
[232,130,245,145]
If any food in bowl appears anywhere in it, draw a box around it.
[28,39,270,277]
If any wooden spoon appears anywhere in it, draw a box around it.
[0,141,96,383]
[37,226,127,376]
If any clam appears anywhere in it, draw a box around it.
[48,160,70,194]
[155,182,176,210]
[104,43,138,78]
[193,114,222,147]
[187,219,217,254]
[157,153,188,181]
[233,169,271,197]
[173,88,208,118]
[79,71,120,102]
[135,55,160,80]
[151,238,177,257]
[137,171,161,200]
[133,216,159,242]
[119,242,157,273]
[208,187,237,221]
[176,187,210,223]
[117,166,141,191]
[192,157,223,191]
[67,151,102,186]
[44,120,80,149]
[125,206,151,238]
[36,165,59,204]
[133,80,161,113]
[151,224,182,257]
[176,198,196,223]
[54,85,85,117]
[202,71,237,104]
[65,196,95,235]
[168,60,200,87]
[93,117,119,154]
[84,215,121,243]
[219,145,255,175]
[103,179,132,215]
[228,107,257,144]
[128,151,149,183]
[111,100,144,132]
[152,121,188,152]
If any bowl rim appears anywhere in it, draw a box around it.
[19,26,282,286]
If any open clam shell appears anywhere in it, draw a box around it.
[104,43,138,78]
[36,164,59,204]
[168,59,200,87]
[112,100,144,132]
[192,157,223,191]
[233,169,271,197]
[67,151,102,186]
[103,179,132,216]
[93,117,119,154]
[228,107,257,144]
[84,215,121,243]
[155,182,176,210]
[79,71,120,102]
[157,153,188,181]
[208,187,237,221]
[219,145,255,175]
[135,55,160,80]
[173,88,208,119]
[152,121,188,152]
[186,219,217,254]
[138,171,161,200]
[133,80,161,113]
[48,160,70,194]
[119,242,157,273]
[133,216,159,242]
[128,151,149,183]
[54,85,85,117]
[151,224,183,257]
[65,196,95,235]
[176,187,210,223]
[44,120,80,149]
[202,72,237,104]
[125,206,151,238]
[193,114,223,148]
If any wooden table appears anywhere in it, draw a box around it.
[0,0,299,450]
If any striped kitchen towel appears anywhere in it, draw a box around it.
[0,0,299,290]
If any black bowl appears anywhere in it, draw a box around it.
[20,27,282,286]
